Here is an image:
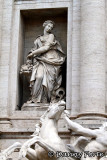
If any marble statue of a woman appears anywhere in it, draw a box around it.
[26,20,65,103]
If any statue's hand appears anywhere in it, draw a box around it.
[63,110,70,118]
[18,144,28,159]
[52,41,56,46]
[27,53,33,58]
[28,65,33,71]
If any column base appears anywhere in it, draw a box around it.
[0,118,12,131]
[69,113,107,129]
[76,113,107,120]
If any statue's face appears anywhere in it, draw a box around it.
[44,23,53,33]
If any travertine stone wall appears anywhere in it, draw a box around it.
[66,3,72,110]
[105,0,107,113]
[0,0,3,52]
[80,0,106,114]
[0,0,14,118]
[71,0,80,116]
[0,0,106,118]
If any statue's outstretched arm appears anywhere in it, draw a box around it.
[65,116,97,138]
[27,34,55,58]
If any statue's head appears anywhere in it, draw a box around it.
[40,100,65,122]
[48,100,65,121]
[100,122,107,131]
[43,20,55,32]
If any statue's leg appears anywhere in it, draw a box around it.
[36,137,56,154]
[26,148,38,160]
[19,136,56,159]
[32,64,43,99]
[18,137,39,159]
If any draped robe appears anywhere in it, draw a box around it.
[29,35,65,103]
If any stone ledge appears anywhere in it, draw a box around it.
[0,130,71,139]
[21,103,49,111]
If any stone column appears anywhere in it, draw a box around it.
[105,0,107,114]
[80,0,106,116]
[0,0,14,128]
[66,3,73,111]
[71,0,80,117]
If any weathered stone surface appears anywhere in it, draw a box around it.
[0,0,107,159]
[80,0,106,114]
[65,114,107,160]
[21,20,66,104]
[71,0,81,116]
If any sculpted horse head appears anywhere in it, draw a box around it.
[40,100,66,122]
[39,100,66,139]
[18,100,74,160]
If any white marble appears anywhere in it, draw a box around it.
[64,113,107,160]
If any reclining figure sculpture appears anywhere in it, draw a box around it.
[64,112,107,160]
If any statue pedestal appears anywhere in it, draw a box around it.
[21,103,49,111]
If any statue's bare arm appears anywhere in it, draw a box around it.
[27,34,54,58]
[65,116,98,138]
